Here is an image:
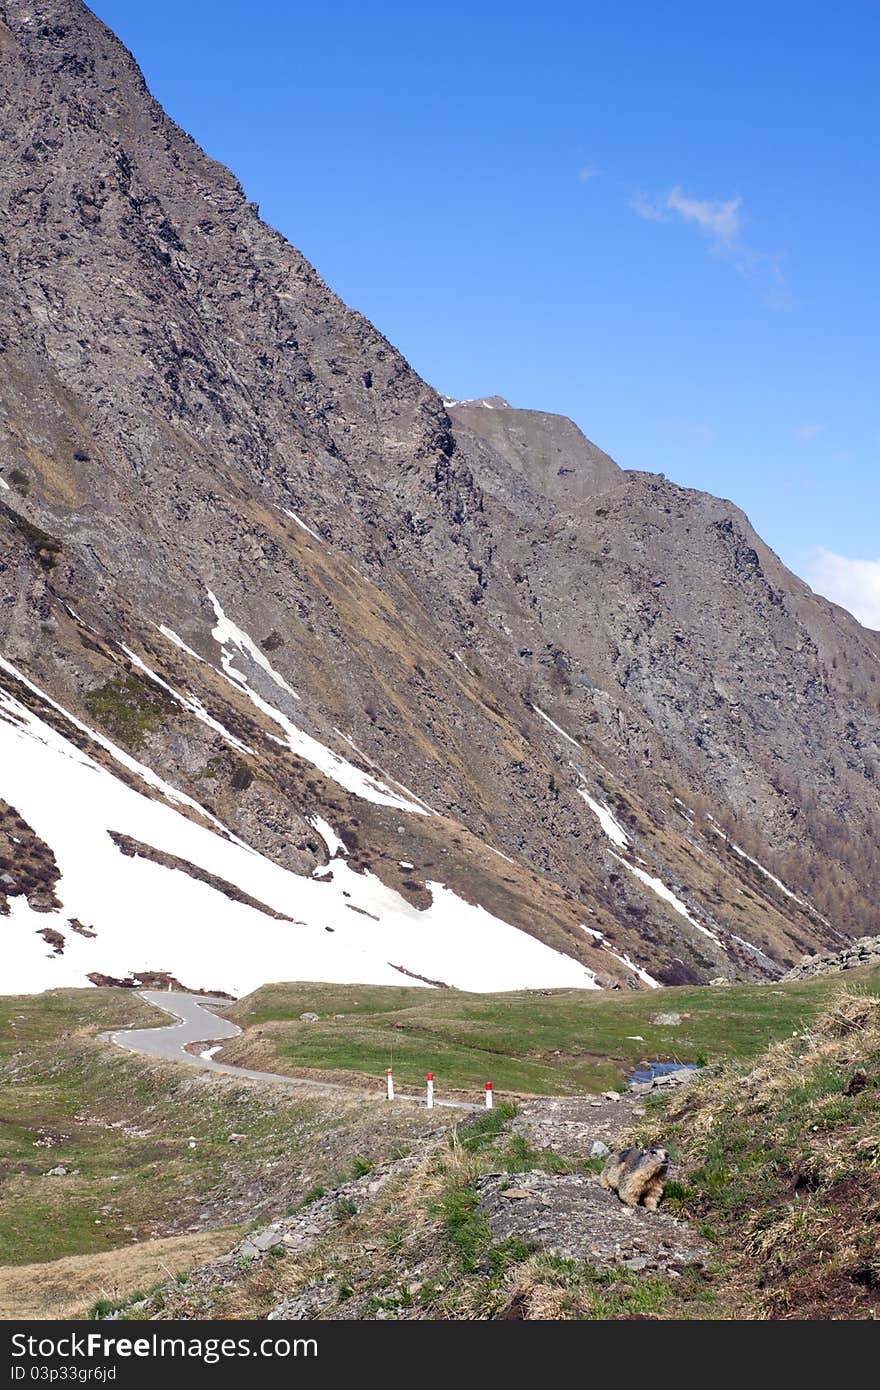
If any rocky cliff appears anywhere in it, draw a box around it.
[1,0,878,994]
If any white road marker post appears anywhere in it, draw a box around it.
[386,1068,394,1102]
[485,1082,493,1110]
[426,1072,434,1109]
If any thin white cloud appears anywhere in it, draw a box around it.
[578,166,600,183]
[630,193,670,223]
[632,185,789,309]
[806,548,880,630]
[666,188,743,249]
[794,423,823,441]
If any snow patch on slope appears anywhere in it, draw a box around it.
[532,704,582,749]
[578,790,630,849]
[310,816,348,858]
[0,655,230,834]
[610,853,722,945]
[203,591,428,815]
[122,646,252,755]
[708,821,815,914]
[282,508,322,543]
[158,626,206,666]
[0,665,597,996]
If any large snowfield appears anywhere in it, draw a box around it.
[0,656,598,997]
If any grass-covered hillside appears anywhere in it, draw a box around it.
[224,972,880,1097]
[635,988,880,1319]
[0,988,446,1317]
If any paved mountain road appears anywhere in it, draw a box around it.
[103,991,477,1109]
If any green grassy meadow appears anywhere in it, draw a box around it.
[227,968,880,1096]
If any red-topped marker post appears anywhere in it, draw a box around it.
[426,1072,434,1109]
[485,1082,493,1110]
[386,1068,394,1102]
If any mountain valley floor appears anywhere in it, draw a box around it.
[1,970,878,1319]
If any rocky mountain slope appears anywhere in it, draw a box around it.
[1,0,879,995]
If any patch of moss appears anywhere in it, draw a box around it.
[2,503,62,570]
[84,674,175,748]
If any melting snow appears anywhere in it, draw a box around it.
[282,508,322,543]
[532,705,582,749]
[579,923,659,987]
[332,727,435,814]
[0,476,9,491]
[0,666,597,996]
[310,816,348,858]
[578,791,630,849]
[0,656,230,835]
[610,854,722,945]
[600,944,660,989]
[208,590,301,702]
[708,823,813,912]
[157,625,206,665]
[204,592,428,814]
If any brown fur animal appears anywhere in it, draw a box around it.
[599,1146,668,1210]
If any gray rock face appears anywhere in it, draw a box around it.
[781,936,880,981]
[448,399,623,510]
[1,0,879,990]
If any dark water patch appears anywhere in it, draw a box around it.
[629,1061,699,1084]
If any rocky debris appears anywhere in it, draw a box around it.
[37,927,65,955]
[267,1277,341,1322]
[510,1093,642,1159]
[599,1147,668,1210]
[652,1012,683,1026]
[229,1148,429,1263]
[476,1171,707,1272]
[299,1012,320,1023]
[781,937,880,981]
[68,919,97,938]
[45,1164,71,1176]
[709,977,732,987]
[0,801,62,916]
[590,1140,610,1159]
[108,834,292,922]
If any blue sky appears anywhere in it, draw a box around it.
[91,1,880,627]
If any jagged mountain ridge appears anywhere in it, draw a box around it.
[1,0,878,995]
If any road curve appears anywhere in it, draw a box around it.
[103,991,477,1109]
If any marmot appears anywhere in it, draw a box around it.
[599,1146,668,1210]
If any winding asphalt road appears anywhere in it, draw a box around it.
[103,991,477,1110]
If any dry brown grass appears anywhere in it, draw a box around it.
[0,1229,241,1320]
